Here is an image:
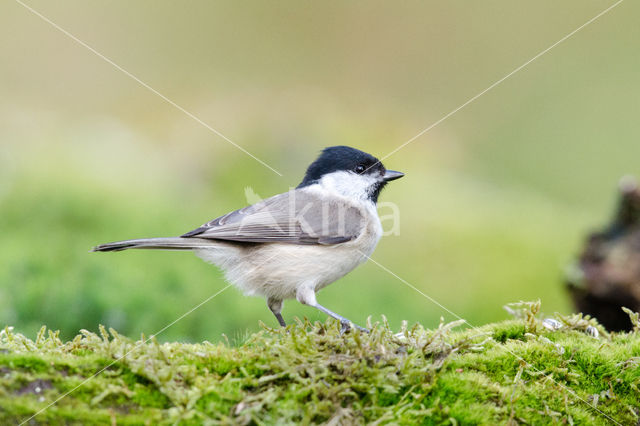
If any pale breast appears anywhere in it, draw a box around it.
[197,198,383,300]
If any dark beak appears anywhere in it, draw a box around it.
[383,170,404,182]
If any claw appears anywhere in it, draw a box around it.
[339,320,351,335]
[339,320,369,335]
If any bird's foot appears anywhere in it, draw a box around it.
[339,320,369,335]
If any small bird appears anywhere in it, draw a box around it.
[93,146,404,332]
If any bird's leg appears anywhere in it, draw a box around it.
[267,298,287,327]
[314,303,370,334]
[296,285,369,333]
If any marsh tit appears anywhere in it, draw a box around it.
[93,146,404,332]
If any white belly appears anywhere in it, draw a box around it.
[195,210,382,300]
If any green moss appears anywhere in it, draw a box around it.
[1,307,639,424]
[492,321,526,343]
[0,354,50,373]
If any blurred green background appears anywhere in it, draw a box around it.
[1,1,638,342]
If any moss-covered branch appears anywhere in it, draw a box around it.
[1,305,639,424]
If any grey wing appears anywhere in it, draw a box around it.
[181,190,365,245]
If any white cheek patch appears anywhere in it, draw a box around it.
[318,171,379,200]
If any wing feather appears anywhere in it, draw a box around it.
[181,190,364,245]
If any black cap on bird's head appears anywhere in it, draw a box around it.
[297,146,404,202]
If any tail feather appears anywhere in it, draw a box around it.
[91,237,217,252]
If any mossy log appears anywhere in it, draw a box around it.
[1,304,639,425]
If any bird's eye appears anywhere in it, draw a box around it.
[355,165,366,174]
